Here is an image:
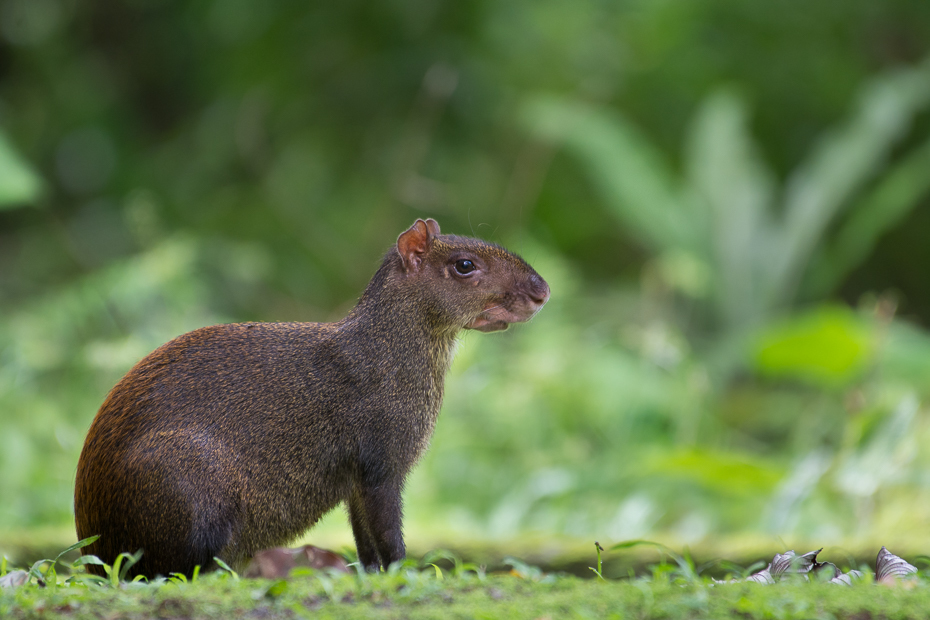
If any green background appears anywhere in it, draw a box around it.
[3,0,930,564]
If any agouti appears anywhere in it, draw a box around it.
[74,219,549,578]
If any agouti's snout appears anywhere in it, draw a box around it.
[74,218,548,579]
[528,274,550,304]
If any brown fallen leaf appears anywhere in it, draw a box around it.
[244,545,350,579]
[739,549,864,586]
[300,545,351,572]
[745,549,825,584]
[0,570,29,589]
[876,546,917,586]
[830,569,864,586]
[769,549,823,578]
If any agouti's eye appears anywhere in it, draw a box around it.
[453,259,476,275]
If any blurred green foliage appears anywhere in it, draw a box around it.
[0,129,42,207]
[2,0,930,556]
[526,58,930,337]
[753,307,873,386]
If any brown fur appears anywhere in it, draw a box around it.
[74,219,549,578]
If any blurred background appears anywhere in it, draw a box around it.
[3,0,930,570]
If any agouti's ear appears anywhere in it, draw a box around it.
[397,219,440,273]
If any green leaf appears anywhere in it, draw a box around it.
[54,535,100,564]
[684,88,778,326]
[113,550,143,585]
[778,59,930,301]
[880,321,930,389]
[753,307,873,386]
[0,131,43,208]
[606,540,698,582]
[262,578,288,599]
[647,448,782,497]
[28,559,50,585]
[804,135,930,297]
[71,555,107,569]
[607,539,661,552]
[523,96,705,254]
[213,557,239,580]
[835,394,917,498]
[685,89,775,226]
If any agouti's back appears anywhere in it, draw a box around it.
[74,219,549,578]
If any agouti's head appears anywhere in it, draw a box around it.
[395,219,549,333]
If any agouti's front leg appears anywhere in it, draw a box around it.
[348,483,405,571]
[347,493,379,570]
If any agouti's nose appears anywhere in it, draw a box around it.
[528,274,550,305]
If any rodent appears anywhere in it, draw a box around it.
[73,218,549,579]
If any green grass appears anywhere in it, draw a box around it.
[4,567,930,619]
[3,541,929,620]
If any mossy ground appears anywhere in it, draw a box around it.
[4,568,930,620]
